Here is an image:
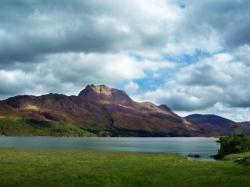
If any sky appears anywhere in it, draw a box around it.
[1,0,250,121]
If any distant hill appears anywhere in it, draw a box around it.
[184,114,241,136]
[238,121,250,134]
[0,84,249,137]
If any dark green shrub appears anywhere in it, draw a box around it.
[216,135,250,159]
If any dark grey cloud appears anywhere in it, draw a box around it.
[1,0,250,65]
[0,0,175,65]
[0,1,125,63]
[180,64,226,86]
[159,93,215,111]
[186,0,250,48]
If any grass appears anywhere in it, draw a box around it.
[0,116,95,137]
[223,151,250,165]
[0,149,249,187]
[224,151,250,160]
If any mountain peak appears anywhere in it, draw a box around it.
[78,84,133,105]
[82,84,112,96]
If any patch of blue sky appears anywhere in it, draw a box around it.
[121,53,177,93]
[124,49,216,94]
[129,68,172,93]
[165,49,212,66]
[129,53,145,61]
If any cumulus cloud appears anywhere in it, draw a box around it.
[0,0,182,65]
[124,82,139,93]
[164,0,250,55]
[186,0,250,48]
[1,0,250,64]
[138,45,250,120]
[0,53,172,98]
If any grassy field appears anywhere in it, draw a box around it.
[0,117,95,137]
[224,151,250,160]
[0,149,249,187]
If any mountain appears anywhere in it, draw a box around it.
[238,121,250,134]
[0,84,194,136]
[185,114,245,136]
[0,84,249,137]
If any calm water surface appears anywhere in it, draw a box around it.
[0,137,219,160]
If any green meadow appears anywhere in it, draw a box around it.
[0,149,249,187]
[0,117,95,137]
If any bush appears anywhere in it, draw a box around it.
[216,135,250,159]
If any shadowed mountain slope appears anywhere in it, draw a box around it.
[184,114,245,136]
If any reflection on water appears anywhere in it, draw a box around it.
[0,137,219,160]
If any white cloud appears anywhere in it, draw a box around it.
[137,45,250,121]
[124,82,139,93]
[178,103,250,122]
[0,52,173,98]
[43,52,173,85]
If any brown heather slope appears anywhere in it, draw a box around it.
[184,114,241,136]
[0,84,249,136]
[239,121,250,134]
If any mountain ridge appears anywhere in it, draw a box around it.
[0,84,249,137]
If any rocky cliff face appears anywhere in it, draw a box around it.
[0,84,249,136]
